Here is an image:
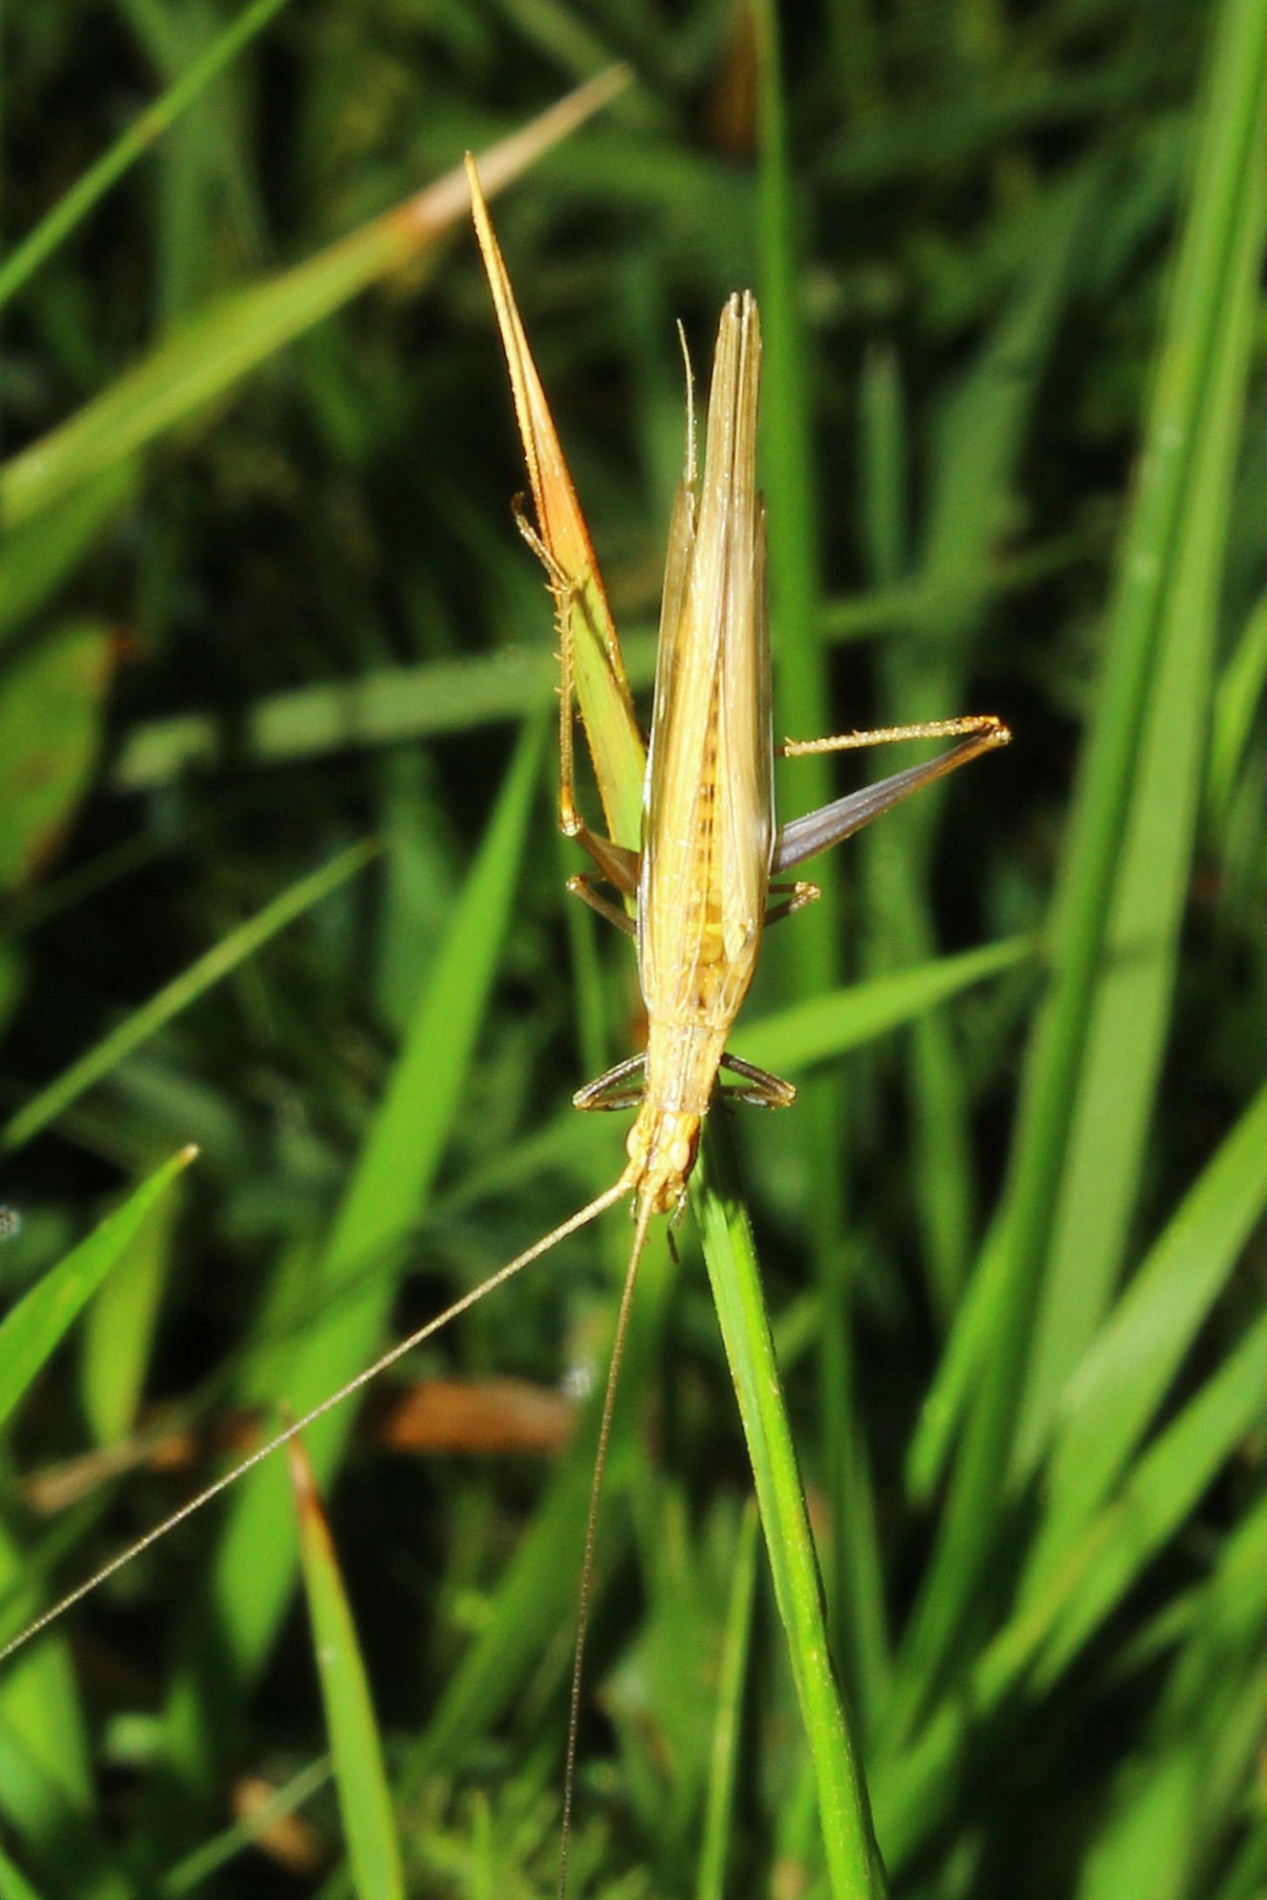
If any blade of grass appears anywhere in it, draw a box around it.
[696,1499,760,1900]
[158,725,540,1804]
[1,840,377,1153]
[1023,1086,1267,1592]
[0,1146,197,1438]
[289,1434,404,1900]
[0,71,629,530]
[1013,103,1266,1468]
[753,0,880,1742]
[892,0,1267,1726]
[693,1124,886,1900]
[0,0,293,311]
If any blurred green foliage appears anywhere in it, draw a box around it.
[0,2,1262,1897]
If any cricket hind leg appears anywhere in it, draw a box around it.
[566,876,636,937]
[780,712,1009,759]
[774,716,1010,873]
[718,1052,796,1108]
[573,1051,646,1112]
[763,879,821,927]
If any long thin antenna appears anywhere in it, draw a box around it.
[557,1190,657,1900]
[0,1177,633,1667]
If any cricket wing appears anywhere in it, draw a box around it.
[640,294,772,1026]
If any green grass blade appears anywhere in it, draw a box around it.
[0,0,292,311]
[1024,1086,1267,1591]
[1014,112,1266,1468]
[161,724,540,1791]
[1033,1313,1267,1685]
[0,620,112,899]
[289,1435,405,1900]
[1208,591,1267,820]
[1,840,377,1153]
[696,1499,760,1900]
[740,936,1031,1077]
[693,1128,886,1900]
[895,0,1267,1719]
[0,1145,196,1437]
[0,74,628,530]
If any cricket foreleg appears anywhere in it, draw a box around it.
[773,720,1010,873]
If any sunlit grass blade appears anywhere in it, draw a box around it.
[289,1433,405,1900]
[1013,107,1267,1469]
[893,0,1267,1721]
[0,71,628,530]
[1,840,377,1153]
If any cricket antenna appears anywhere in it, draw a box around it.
[557,1189,657,1900]
[0,1177,633,1669]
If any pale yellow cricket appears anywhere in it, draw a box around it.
[2,168,1009,1893]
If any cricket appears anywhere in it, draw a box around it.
[2,163,1009,1886]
